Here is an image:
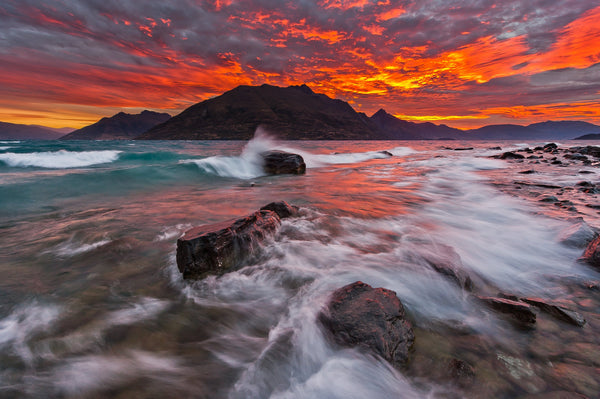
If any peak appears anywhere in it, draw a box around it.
[288,84,313,94]
[372,108,389,117]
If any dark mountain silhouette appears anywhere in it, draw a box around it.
[574,134,600,140]
[0,122,64,140]
[464,121,600,140]
[61,110,171,140]
[370,109,463,140]
[138,84,385,140]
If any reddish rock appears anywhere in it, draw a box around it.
[476,295,537,325]
[520,297,586,327]
[578,235,600,271]
[176,210,281,279]
[319,281,414,367]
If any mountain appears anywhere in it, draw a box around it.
[0,122,65,140]
[528,121,600,139]
[61,110,171,140]
[138,84,384,140]
[574,134,600,140]
[30,125,75,135]
[370,109,463,140]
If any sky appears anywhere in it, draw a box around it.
[1,0,599,129]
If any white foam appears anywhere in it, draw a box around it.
[52,238,112,257]
[50,350,182,396]
[0,302,61,364]
[0,146,12,150]
[0,150,121,168]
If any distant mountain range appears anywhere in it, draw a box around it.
[2,84,600,140]
[0,122,66,140]
[61,110,171,140]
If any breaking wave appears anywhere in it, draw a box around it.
[0,150,122,168]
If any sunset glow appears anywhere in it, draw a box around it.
[1,0,599,129]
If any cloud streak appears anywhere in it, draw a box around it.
[0,0,599,128]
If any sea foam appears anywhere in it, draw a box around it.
[0,150,121,168]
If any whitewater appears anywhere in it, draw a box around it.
[0,135,598,398]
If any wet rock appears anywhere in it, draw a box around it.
[488,146,502,150]
[539,196,559,203]
[558,221,597,248]
[378,150,393,156]
[543,143,558,152]
[476,295,536,326]
[261,150,306,175]
[519,169,536,174]
[176,208,283,279]
[318,281,415,367]
[454,147,474,151]
[578,235,600,271]
[578,170,594,174]
[565,154,588,162]
[520,297,586,327]
[569,145,600,158]
[498,152,525,160]
[551,160,563,165]
[418,245,474,291]
[260,201,298,219]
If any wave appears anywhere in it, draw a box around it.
[51,238,113,257]
[182,130,415,179]
[0,146,12,151]
[0,150,121,168]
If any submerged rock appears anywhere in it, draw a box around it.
[176,202,297,279]
[558,221,597,248]
[520,297,586,327]
[476,295,537,326]
[318,281,414,367]
[417,245,474,291]
[261,150,306,175]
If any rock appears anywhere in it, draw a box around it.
[558,221,597,248]
[488,146,502,150]
[543,143,558,151]
[539,196,559,203]
[260,201,298,219]
[578,235,600,271]
[519,169,536,174]
[520,297,586,327]
[565,154,588,161]
[318,281,414,367]
[476,295,537,326]
[261,150,306,175]
[498,152,525,160]
[454,147,474,151]
[176,209,282,279]
[378,150,393,156]
[418,245,474,291]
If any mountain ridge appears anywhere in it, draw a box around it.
[60,110,171,140]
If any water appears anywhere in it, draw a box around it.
[0,135,599,398]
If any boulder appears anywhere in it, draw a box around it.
[318,281,414,367]
[578,235,600,271]
[176,209,281,279]
[476,295,536,326]
[261,150,306,175]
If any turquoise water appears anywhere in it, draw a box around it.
[0,137,599,398]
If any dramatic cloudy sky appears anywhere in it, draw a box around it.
[1,0,599,129]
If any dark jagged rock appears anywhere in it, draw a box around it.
[261,150,306,175]
[260,201,299,218]
[454,147,474,151]
[568,145,600,158]
[176,209,282,279]
[476,295,537,325]
[378,150,393,156]
[498,152,525,160]
[520,297,586,327]
[318,281,414,367]
[578,235,600,271]
[519,169,536,174]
